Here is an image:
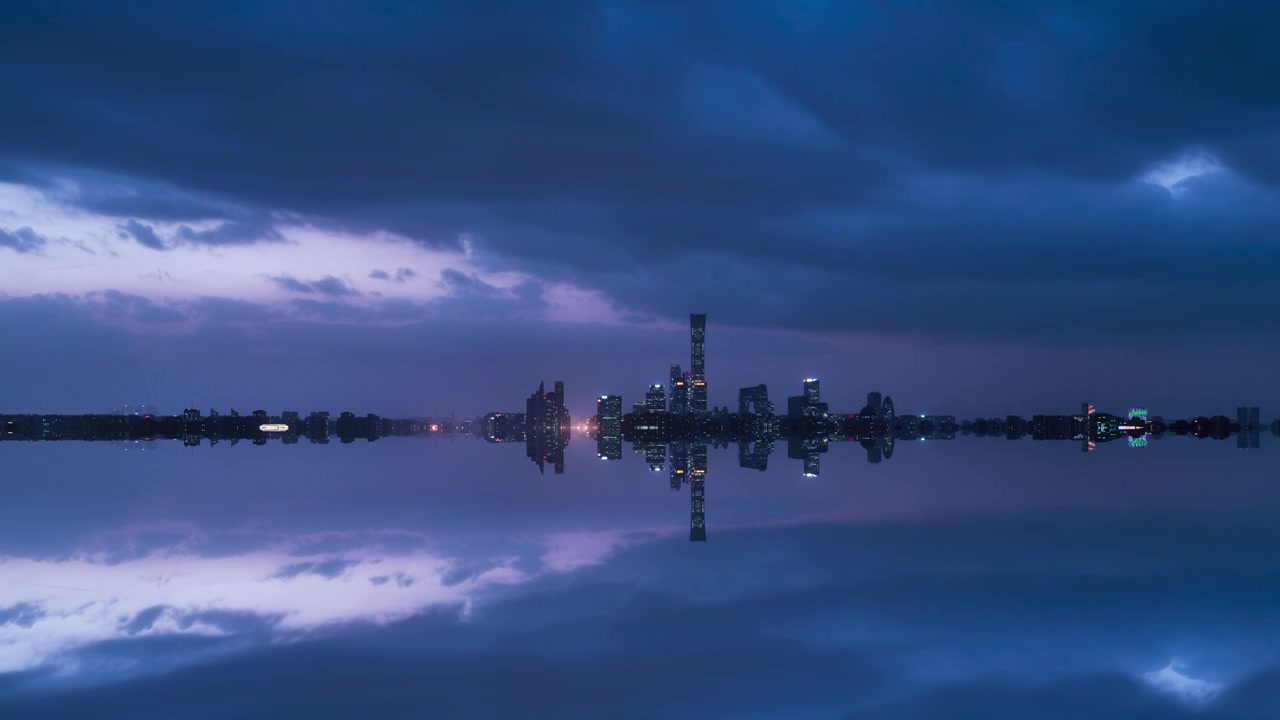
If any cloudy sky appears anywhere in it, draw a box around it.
[2,1,1280,718]
[3,0,1280,416]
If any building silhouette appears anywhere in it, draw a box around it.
[690,314,707,414]
[669,364,688,415]
[525,381,571,474]
[645,385,666,413]
[689,440,707,541]
[597,394,623,460]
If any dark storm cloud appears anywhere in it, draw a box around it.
[117,217,282,251]
[1,0,1278,341]
[19,163,246,222]
[0,227,48,254]
[271,559,359,580]
[368,573,414,589]
[430,269,549,321]
[0,604,44,630]
[266,275,357,297]
[121,606,168,636]
[308,276,358,297]
[370,268,418,284]
[172,218,283,247]
[437,268,500,298]
[265,275,314,294]
[117,220,167,251]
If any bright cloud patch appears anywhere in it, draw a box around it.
[0,543,529,677]
[1141,661,1223,706]
[0,179,634,329]
[1142,150,1224,194]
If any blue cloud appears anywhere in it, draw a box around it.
[0,227,48,254]
[1,1,1277,339]
[267,275,358,297]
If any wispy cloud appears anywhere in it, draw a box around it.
[370,267,418,284]
[0,544,527,676]
[0,226,48,254]
[117,220,167,251]
[1142,661,1223,706]
[266,274,358,297]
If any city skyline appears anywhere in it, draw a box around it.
[6,315,1276,456]
[2,2,1278,717]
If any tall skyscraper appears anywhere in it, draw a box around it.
[643,443,666,472]
[596,394,623,460]
[788,378,827,418]
[690,314,707,414]
[803,378,820,404]
[669,440,688,491]
[689,441,707,541]
[669,364,689,415]
[645,384,666,413]
[864,392,883,416]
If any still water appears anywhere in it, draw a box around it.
[0,436,1278,718]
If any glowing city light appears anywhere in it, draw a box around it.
[258,424,289,432]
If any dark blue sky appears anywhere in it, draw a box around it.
[2,0,1280,416]
[2,2,1279,718]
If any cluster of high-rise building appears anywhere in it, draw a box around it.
[481,381,572,473]
[5,314,1276,544]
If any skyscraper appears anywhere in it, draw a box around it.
[669,364,689,415]
[645,384,666,413]
[737,384,773,415]
[804,378,820,405]
[670,440,688,491]
[690,314,707,414]
[689,441,707,541]
[643,443,666,471]
[788,378,827,418]
[525,381,571,474]
[596,395,623,460]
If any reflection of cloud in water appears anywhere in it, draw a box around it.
[0,521,693,682]
[1142,661,1222,706]
[538,528,676,574]
[0,537,532,676]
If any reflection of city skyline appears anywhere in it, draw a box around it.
[2,314,1274,544]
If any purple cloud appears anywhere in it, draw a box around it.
[0,227,48,254]
[267,275,358,297]
[118,220,168,251]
